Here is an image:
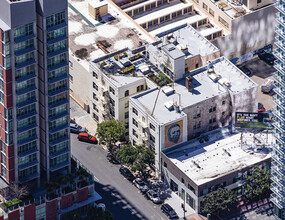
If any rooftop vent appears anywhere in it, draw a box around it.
[208,73,222,82]
[218,78,231,87]
[164,101,174,110]
[162,87,174,96]
[207,68,215,74]
[168,46,176,52]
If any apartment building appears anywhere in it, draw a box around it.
[161,127,272,212]
[271,0,285,218]
[129,56,258,174]
[0,0,101,219]
[89,48,156,126]
[190,0,275,60]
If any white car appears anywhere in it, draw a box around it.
[146,190,161,204]
[133,178,148,193]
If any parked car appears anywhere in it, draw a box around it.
[70,123,87,134]
[237,65,251,76]
[133,178,148,193]
[258,103,266,112]
[146,190,161,204]
[261,79,275,93]
[258,52,276,65]
[161,203,178,219]
[119,167,135,181]
[77,132,98,144]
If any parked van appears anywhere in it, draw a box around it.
[261,79,275,93]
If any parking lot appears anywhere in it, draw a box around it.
[242,59,276,111]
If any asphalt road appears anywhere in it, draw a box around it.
[70,134,167,220]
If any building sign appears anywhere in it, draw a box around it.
[165,120,183,149]
[235,112,274,129]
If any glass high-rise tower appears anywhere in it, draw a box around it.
[271,1,285,218]
[0,0,70,186]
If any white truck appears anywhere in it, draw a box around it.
[261,79,275,93]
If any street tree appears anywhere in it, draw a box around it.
[96,120,125,150]
[245,166,271,201]
[116,144,137,165]
[200,188,237,217]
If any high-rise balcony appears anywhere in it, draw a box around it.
[274,86,285,98]
[273,96,285,109]
[16,85,36,96]
[274,62,285,75]
[18,160,39,171]
[275,26,285,38]
[271,193,285,209]
[271,171,285,187]
[276,2,285,14]
[275,41,285,56]
[275,14,285,28]
[271,182,285,201]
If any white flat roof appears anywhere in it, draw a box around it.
[135,2,193,24]
[164,128,272,185]
[131,57,257,124]
[89,0,108,8]
[124,0,157,12]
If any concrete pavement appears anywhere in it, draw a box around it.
[71,134,167,220]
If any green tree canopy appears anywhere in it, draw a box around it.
[116,144,155,179]
[200,188,237,217]
[116,144,137,165]
[245,166,271,201]
[96,120,125,147]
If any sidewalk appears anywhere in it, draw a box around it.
[70,98,98,135]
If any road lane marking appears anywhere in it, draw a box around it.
[93,175,100,182]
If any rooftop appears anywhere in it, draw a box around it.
[163,127,272,185]
[68,0,153,70]
[131,56,257,124]
[158,24,220,57]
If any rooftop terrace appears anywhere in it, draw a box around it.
[68,0,153,70]
[164,127,272,185]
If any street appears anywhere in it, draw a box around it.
[70,134,166,220]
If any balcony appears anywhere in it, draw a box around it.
[18,148,38,158]
[19,172,39,184]
[275,14,285,28]
[273,96,285,109]
[17,135,38,146]
[47,61,68,72]
[48,86,68,97]
[14,33,35,44]
[17,123,38,133]
[49,135,69,146]
[49,111,69,122]
[18,160,39,171]
[47,35,67,45]
[273,50,285,64]
[16,73,36,83]
[272,163,285,177]
[275,26,285,38]
[49,98,68,109]
[49,148,70,159]
[16,85,37,96]
[48,72,68,84]
[16,97,37,108]
[271,183,285,200]
[46,22,67,33]
[274,62,285,76]
[17,110,37,121]
[274,87,285,98]
[15,59,36,70]
[274,73,285,87]
[47,48,68,58]
[14,47,35,57]
[49,160,70,172]
[49,123,69,134]
[276,2,285,14]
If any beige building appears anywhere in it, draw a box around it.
[88,0,108,20]
[161,128,272,212]
[129,56,258,174]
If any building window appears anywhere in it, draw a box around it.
[209,105,216,113]
[209,8,214,17]
[181,178,184,184]
[142,116,145,122]
[203,3,208,11]
[93,71,98,79]
[93,113,99,121]
[193,109,201,119]
[188,184,195,194]
[93,82,98,91]
[193,121,201,130]
[218,16,229,29]
[46,11,65,29]
[133,129,138,138]
[133,118,138,127]
[137,85,144,92]
[209,115,216,124]
[109,87,115,95]
[93,93,96,99]
[222,100,225,105]
[193,0,199,4]
[150,134,155,143]
[133,108,138,116]
[125,90,129,97]
[164,162,167,167]
[257,0,262,3]
[125,101,129,108]
[125,112,129,119]
[150,123,155,131]
[186,193,196,209]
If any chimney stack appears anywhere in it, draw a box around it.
[186,75,193,91]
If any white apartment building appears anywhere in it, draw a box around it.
[129,56,258,174]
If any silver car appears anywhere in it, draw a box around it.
[70,123,87,134]
[133,178,148,193]
[146,190,161,203]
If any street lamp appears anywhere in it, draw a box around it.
[181,200,187,220]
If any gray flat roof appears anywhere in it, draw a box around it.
[164,127,272,185]
[162,44,185,60]
[131,57,257,124]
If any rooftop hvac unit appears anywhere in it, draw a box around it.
[164,101,174,110]
[162,87,175,96]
